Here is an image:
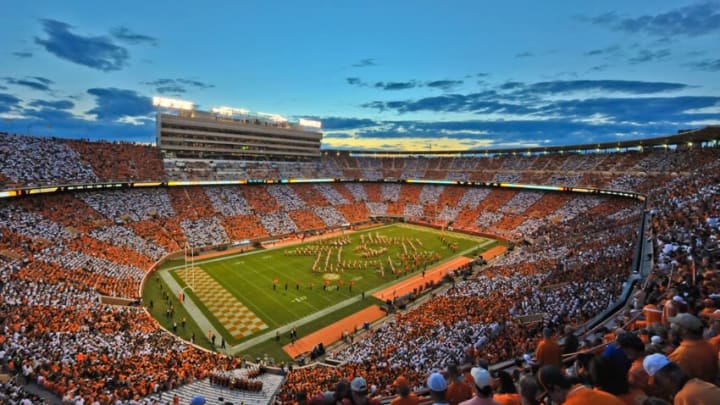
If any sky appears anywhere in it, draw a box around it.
[0,1,719,151]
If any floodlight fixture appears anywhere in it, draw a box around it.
[299,118,322,129]
[152,96,194,110]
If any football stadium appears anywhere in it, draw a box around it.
[2,3,720,405]
[1,120,719,403]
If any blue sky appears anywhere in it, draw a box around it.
[1,1,719,151]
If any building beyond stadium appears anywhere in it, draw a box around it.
[157,109,322,160]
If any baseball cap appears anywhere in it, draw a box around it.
[643,353,671,376]
[427,372,447,392]
[470,367,492,389]
[669,313,703,330]
[190,396,206,405]
[351,377,368,393]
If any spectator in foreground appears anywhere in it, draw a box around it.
[667,313,718,382]
[643,353,720,404]
[390,376,419,405]
[428,372,450,405]
[349,377,381,405]
[447,360,472,405]
[537,365,624,405]
[459,367,500,405]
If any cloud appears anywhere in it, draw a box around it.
[142,78,214,94]
[515,51,534,58]
[348,77,465,91]
[12,51,33,58]
[363,92,534,115]
[4,76,54,92]
[521,79,686,94]
[317,117,378,130]
[589,64,611,72]
[583,44,621,56]
[628,49,671,64]
[0,93,22,113]
[176,79,213,88]
[35,19,129,71]
[86,87,152,121]
[426,80,463,91]
[352,58,376,68]
[322,132,354,139]
[155,85,186,94]
[346,77,367,87]
[319,109,720,151]
[110,26,157,45]
[539,96,720,126]
[686,58,720,71]
[362,80,691,116]
[374,81,418,91]
[0,111,154,141]
[586,2,720,37]
[28,99,75,110]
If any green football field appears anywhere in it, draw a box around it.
[145,223,499,356]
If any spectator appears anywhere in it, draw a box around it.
[667,313,718,382]
[447,360,472,405]
[428,372,450,405]
[390,376,419,405]
[535,327,562,368]
[350,377,381,405]
[643,354,720,404]
[537,365,624,405]
[459,367,499,405]
[492,370,520,405]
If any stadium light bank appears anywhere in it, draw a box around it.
[152,96,195,110]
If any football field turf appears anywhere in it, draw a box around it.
[154,223,499,348]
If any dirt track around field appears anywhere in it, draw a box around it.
[371,256,471,300]
[282,305,385,358]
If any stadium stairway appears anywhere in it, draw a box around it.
[144,372,285,405]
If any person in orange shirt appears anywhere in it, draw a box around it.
[667,313,718,382]
[661,294,685,327]
[446,361,472,405]
[706,310,720,354]
[492,371,520,405]
[535,327,562,368]
[390,376,419,405]
[537,365,624,405]
[642,297,662,328]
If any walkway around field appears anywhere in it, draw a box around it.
[282,305,386,358]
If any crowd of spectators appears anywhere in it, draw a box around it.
[0,133,98,188]
[276,146,720,405]
[1,132,719,404]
